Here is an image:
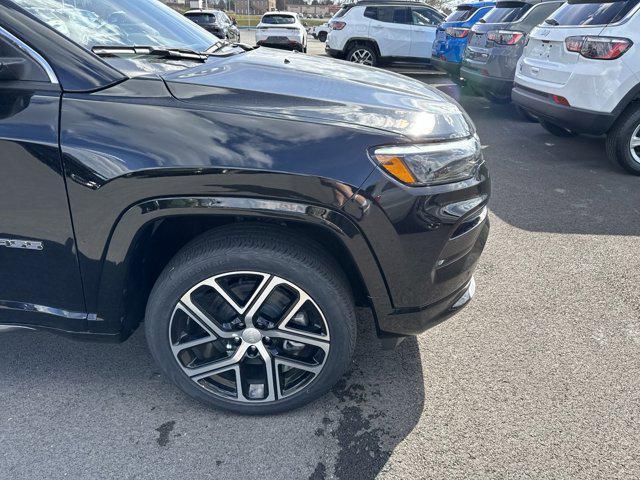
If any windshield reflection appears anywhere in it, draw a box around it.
[11,0,218,51]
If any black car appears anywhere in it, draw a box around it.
[0,0,489,414]
[184,8,240,42]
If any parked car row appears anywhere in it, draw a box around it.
[431,0,640,175]
[319,0,640,175]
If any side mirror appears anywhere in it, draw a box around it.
[232,18,237,25]
[303,22,308,27]
[0,57,27,81]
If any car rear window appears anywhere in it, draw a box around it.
[261,14,295,24]
[481,1,532,23]
[445,6,477,22]
[185,13,216,23]
[334,7,350,18]
[545,0,640,26]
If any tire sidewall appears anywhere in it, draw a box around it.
[145,246,354,414]
[608,106,640,175]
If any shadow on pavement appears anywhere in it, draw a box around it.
[437,83,640,236]
[0,310,424,479]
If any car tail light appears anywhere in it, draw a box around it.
[331,21,346,30]
[487,30,525,45]
[565,36,632,60]
[445,27,470,38]
[552,95,570,106]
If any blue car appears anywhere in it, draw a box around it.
[431,2,495,80]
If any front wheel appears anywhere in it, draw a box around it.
[347,44,378,67]
[145,226,357,414]
[539,119,578,138]
[606,103,640,175]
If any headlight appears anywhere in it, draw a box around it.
[370,135,482,186]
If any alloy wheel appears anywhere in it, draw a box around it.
[169,271,330,403]
[349,48,374,66]
[629,123,640,164]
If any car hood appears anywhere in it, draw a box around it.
[162,47,473,140]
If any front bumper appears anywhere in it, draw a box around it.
[345,161,490,338]
[432,57,461,79]
[377,217,487,337]
[512,84,616,135]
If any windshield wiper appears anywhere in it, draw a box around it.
[92,43,256,61]
[92,45,210,61]
[544,18,559,25]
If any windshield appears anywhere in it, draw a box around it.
[261,14,296,24]
[11,0,219,51]
[482,2,532,22]
[446,6,477,22]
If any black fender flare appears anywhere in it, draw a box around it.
[93,196,392,337]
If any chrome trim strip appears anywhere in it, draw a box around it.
[0,25,59,84]
[0,325,36,333]
[0,238,44,251]
[452,277,476,310]
[0,300,87,320]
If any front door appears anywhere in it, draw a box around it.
[410,6,441,59]
[368,6,413,58]
[0,28,86,329]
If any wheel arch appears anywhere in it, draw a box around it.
[93,196,391,339]
[344,37,381,57]
[611,83,640,121]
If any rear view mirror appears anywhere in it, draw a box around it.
[0,57,27,81]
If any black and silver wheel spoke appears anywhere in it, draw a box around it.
[169,272,330,403]
[350,49,373,65]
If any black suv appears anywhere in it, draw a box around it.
[0,0,489,414]
[184,8,240,42]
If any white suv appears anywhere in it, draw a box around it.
[325,0,445,66]
[512,0,640,174]
[255,12,307,52]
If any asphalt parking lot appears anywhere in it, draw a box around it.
[1,36,639,480]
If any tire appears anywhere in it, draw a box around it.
[606,102,640,175]
[145,225,357,414]
[539,119,578,137]
[346,44,378,67]
[515,105,538,123]
[318,31,327,42]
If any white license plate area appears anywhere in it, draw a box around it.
[530,42,553,59]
